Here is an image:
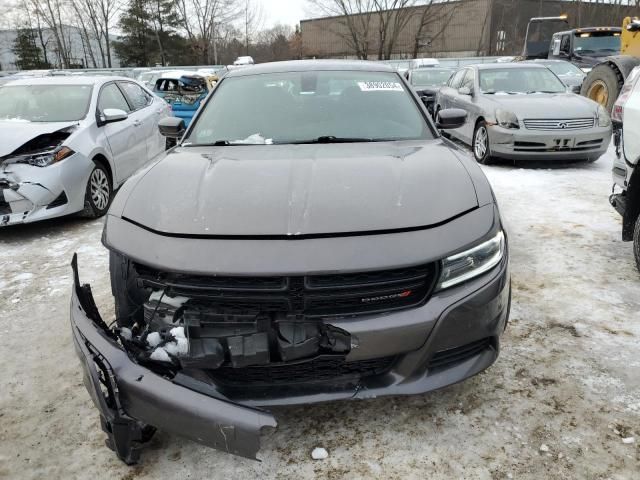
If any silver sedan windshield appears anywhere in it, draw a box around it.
[479,68,566,94]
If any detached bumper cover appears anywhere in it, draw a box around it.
[70,255,277,464]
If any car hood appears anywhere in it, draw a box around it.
[0,121,78,157]
[119,141,479,237]
[556,74,585,87]
[487,93,597,118]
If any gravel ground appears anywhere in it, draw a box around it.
[1,146,639,480]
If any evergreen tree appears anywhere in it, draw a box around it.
[113,0,154,67]
[13,28,49,70]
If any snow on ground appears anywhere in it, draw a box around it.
[0,145,639,479]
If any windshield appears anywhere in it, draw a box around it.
[411,69,453,86]
[185,70,433,145]
[0,84,92,122]
[479,68,566,94]
[543,62,584,76]
[573,32,621,56]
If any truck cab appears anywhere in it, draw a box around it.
[549,27,622,72]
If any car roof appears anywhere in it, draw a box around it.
[525,59,570,64]
[473,63,549,70]
[226,60,394,78]
[2,76,133,86]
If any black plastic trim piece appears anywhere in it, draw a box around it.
[121,206,478,241]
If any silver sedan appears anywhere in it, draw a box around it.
[436,63,612,163]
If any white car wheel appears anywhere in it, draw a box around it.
[82,163,112,218]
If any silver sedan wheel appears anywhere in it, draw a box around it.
[90,168,110,211]
[474,126,488,160]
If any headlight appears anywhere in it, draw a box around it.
[495,109,519,129]
[597,105,611,127]
[11,146,75,167]
[437,231,505,290]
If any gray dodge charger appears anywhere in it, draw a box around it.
[70,60,511,464]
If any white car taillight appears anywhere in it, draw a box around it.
[612,67,640,123]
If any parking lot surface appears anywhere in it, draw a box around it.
[1,146,639,480]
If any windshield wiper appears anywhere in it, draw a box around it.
[290,136,377,144]
[185,140,236,146]
[526,90,561,94]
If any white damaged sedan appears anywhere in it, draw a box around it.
[0,77,170,226]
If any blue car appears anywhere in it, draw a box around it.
[153,74,213,126]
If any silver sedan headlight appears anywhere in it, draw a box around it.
[597,105,611,127]
[495,109,519,129]
[437,231,505,290]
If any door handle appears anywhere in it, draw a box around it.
[132,120,142,127]
[155,109,163,114]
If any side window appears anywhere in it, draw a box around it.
[98,83,131,113]
[449,69,466,88]
[552,36,561,56]
[460,69,475,91]
[560,34,571,55]
[119,82,152,110]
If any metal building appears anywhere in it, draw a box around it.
[300,0,638,59]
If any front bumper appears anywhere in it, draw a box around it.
[0,155,91,226]
[488,124,611,161]
[70,255,277,464]
[71,242,510,462]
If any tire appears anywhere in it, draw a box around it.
[473,121,493,165]
[633,215,640,274]
[82,162,112,218]
[580,64,622,114]
[109,251,148,327]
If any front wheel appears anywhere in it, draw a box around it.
[473,121,493,165]
[633,215,640,274]
[82,162,112,218]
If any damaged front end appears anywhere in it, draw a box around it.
[70,254,277,465]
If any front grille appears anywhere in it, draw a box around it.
[136,263,438,318]
[210,355,395,385]
[428,338,493,369]
[523,118,595,130]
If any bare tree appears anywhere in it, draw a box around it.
[412,0,455,58]
[176,0,240,64]
[374,0,417,60]
[307,0,377,59]
[29,0,71,67]
[241,0,264,56]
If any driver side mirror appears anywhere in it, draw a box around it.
[101,108,128,124]
[436,108,467,129]
[458,86,472,96]
[158,116,186,139]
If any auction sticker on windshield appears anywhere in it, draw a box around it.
[357,81,404,92]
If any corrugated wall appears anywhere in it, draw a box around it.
[301,0,638,59]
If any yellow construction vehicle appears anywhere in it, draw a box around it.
[581,17,640,112]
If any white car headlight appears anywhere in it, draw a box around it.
[8,146,75,167]
[495,109,519,129]
[437,231,505,290]
[597,105,611,127]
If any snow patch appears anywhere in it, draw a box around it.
[311,447,328,460]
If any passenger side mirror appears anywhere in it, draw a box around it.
[102,108,128,124]
[158,116,186,139]
[436,108,467,129]
[458,86,472,96]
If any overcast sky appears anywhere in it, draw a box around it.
[259,0,312,28]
